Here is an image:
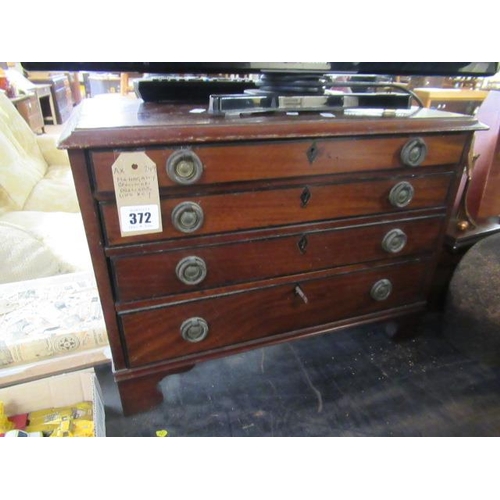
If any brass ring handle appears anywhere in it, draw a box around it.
[166,150,204,185]
[382,228,407,254]
[180,317,209,343]
[389,181,415,208]
[171,202,204,233]
[176,256,207,285]
[370,279,393,301]
[401,137,427,167]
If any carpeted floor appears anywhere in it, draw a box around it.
[95,312,500,437]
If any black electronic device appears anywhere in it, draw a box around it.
[133,76,257,103]
[20,62,500,77]
[21,62,499,115]
[208,92,413,116]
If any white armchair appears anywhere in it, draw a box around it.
[0,90,92,283]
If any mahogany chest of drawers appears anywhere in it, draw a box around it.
[60,97,483,415]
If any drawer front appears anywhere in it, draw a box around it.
[101,173,453,246]
[112,215,444,302]
[91,133,467,193]
[122,259,428,367]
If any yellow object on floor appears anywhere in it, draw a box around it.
[0,401,14,433]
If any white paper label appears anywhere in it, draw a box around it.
[120,205,160,233]
[111,152,163,237]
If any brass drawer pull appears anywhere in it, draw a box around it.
[180,317,209,343]
[166,150,204,185]
[389,181,414,208]
[401,137,427,167]
[370,279,393,301]
[176,256,207,285]
[382,228,407,253]
[172,201,204,233]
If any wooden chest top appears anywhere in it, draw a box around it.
[59,97,485,149]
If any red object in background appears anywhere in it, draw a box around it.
[9,413,28,429]
[0,413,28,436]
[0,75,9,91]
[0,73,15,98]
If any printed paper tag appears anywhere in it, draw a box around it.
[111,152,163,237]
[120,205,160,233]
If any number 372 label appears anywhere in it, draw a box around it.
[120,205,161,233]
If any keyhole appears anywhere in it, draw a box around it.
[298,235,308,254]
[306,142,319,164]
[300,186,311,207]
[131,163,138,170]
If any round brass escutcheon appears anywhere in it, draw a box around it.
[371,279,393,301]
[176,256,207,285]
[171,202,204,233]
[180,317,209,343]
[401,137,427,167]
[166,150,204,185]
[382,228,407,254]
[389,181,415,208]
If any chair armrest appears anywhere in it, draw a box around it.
[36,134,69,166]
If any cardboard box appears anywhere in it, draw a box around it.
[0,369,105,437]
